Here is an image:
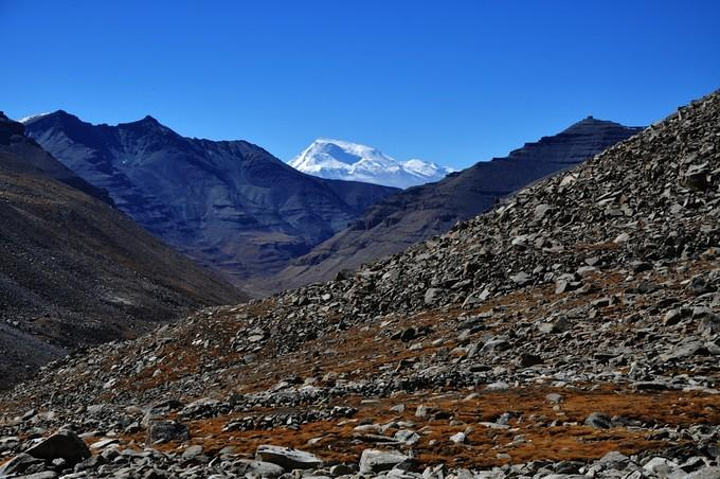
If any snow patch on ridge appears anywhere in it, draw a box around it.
[18,112,53,124]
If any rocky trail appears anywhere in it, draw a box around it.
[1,90,719,478]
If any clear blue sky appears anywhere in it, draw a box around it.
[1,1,718,168]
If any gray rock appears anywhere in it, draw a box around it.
[235,460,286,478]
[699,314,720,336]
[255,445,323,471]
[146,420,190,443]
[643,457,683,478]
[15,472,59,479]
[688,467,720,478]
[359,449,412,474]
[329,463,355,476]
[510,271,532,286]
[519,353,543,367]
[684,163,710,191]
[394,429,420,445]
[0,453,45,476]
[585,412,612,429]
[25,430,91,465]
[73,455,107,473]
[181,444,203,459]
[424,288,444,304]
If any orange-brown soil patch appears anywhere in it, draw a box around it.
[117,387,719,468]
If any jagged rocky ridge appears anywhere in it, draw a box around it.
[0,113,245,388]
[22,112,399,290]
[270,117,643,292]
[0,113,111,204]
[1,90,720,478]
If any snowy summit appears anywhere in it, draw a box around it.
[289,138,453,189]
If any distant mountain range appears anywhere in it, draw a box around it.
[0,112,244,386]
[289,138,453,188]
[22,111,644,298]
[269,116,644,291]
[23,112,400,292]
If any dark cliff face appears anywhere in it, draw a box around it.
[24,112,400,290]
[269,117,644,291]
[0,115,246,387]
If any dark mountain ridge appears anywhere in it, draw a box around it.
[23,112,400,292]
[0,112,112,203]
[0,113,245,387]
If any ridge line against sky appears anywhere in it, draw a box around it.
[1,0,718,169]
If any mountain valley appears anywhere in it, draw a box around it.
[22,113,400,291]
[1,90,718,478]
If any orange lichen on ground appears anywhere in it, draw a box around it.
[116,387,719,468]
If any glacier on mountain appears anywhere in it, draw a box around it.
[289,138,453,188]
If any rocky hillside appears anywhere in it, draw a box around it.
[1,90,719,478]
[271,117,643,292]
[0,113,245,388]
[23,112,399,290]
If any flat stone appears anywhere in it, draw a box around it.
[15,472,59,479]
[359,449,412,474]
[89,438,119,450]
[236,460,285,479]
[255,445,323,471]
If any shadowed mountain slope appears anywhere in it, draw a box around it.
[23,112,400,290]
[0,113,245,387]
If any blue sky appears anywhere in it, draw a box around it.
[1,1,718,168]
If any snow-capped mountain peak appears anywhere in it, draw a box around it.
[289,138,453,189]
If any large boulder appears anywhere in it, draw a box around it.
[255,445,323,471]
[25,429,91,466]
[359,449,412,474]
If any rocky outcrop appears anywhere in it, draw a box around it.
[23,112,400,290]
[270,117,643,291]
